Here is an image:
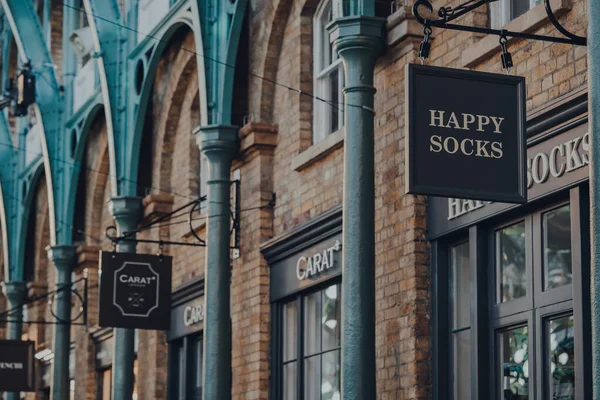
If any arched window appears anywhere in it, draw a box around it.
[313,0,344,144]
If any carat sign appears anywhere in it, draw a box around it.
[405,64,527,203]
[99,252,172,330]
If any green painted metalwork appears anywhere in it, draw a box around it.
[333,0,375,18]
[329,15,385,399]
[588,1,600,397]
[1,0,72,247]
[195,125,238,399]
[108,196,142,400]
[47,245,77,400]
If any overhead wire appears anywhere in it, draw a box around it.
[59,2,377,114]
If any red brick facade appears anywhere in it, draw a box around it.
[0,0,589,398]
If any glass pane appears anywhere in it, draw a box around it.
[322,350,341,400]
[330,69,339,134]
[283,362,297,400]
[451,242,470,329]
[304,292,322,356]
[498,326,529,400]
[283,301,297,362]
[510,0,531,20]
[497,222,527,303]
[322,285,340,352]
[169,342,181,400]
[453,330,471,400]
[102,369,112,400]
[304,355,321,400]
[543,205,572,290]
[548,315,575,400]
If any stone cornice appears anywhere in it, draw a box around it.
[236,122,278,166]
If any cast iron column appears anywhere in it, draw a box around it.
[195,125,238,400]
[47,245,77,400]
[329,16,385,399]
[109,197,142,400]
[589,3,600,398]
[3,280,26,400]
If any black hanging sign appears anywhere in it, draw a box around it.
[0,339,35,392]
[405,64,527,203]
[99,252,172,330]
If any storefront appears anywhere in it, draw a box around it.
[167,277,204,400]
[262,206,342,400]
[428,95,592,400]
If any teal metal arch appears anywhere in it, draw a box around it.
[15,160,46,278]
[63,100,106,239]
[1,0,68,246]
[192,0,248,126]
[127,16,204,195]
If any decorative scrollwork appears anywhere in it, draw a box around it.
[412,0,586,48]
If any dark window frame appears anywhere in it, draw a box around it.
[167,332,203,400]
[432,185,591,400]
[271,277,342,400]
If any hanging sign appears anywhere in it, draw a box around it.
[0,339,35,392]
[405,64,527,203]
[99,252,172,330]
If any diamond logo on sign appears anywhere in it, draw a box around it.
[113,262,160,317]
[99,252,172,330]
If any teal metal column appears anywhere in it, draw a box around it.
[329,16,385,399]
[195,125,238,400]
[109,197,142,400]
[47,246,77,400]
[3,281,26,400]
[589,2,600,398]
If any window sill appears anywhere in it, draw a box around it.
[461,0,571,68]
[291,129,345,172]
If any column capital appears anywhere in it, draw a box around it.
[2,280,27,306]
[328,16,386,54]
[194,124,239,155]
[46,245,77,273]
[109,196,143,232]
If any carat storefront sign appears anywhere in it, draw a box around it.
[99,252,172,330]
[405,64,527,203]
[0,340,35,392]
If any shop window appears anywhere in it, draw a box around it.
[277,283,341,399]
[437,198,585,399]
[168,333,203,400]
[450,242,471,400]
[489,0,542,29]
[313,0,345,144]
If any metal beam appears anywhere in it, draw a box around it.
[329,15,385,399]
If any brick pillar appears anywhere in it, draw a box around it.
[72,246,101,400]
[231,122,277,399]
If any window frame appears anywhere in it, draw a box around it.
[312,0,345,144]
[167,332,204,400]
[489,0,541,29]
[271,278,342,400]
[433,185,591,400]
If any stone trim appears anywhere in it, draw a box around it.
[141,193,175,222]
[462,0,571,67]
[239,122,278,157]
[386,6,430,58]
[290,128,344,171]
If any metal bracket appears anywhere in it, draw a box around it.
[413,0,587,47]
[0,276,88,326]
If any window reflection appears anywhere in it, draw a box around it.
[499,326,529,399]
[544,205,572,290]
[548,315,575,400]
[497,222,527,302]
